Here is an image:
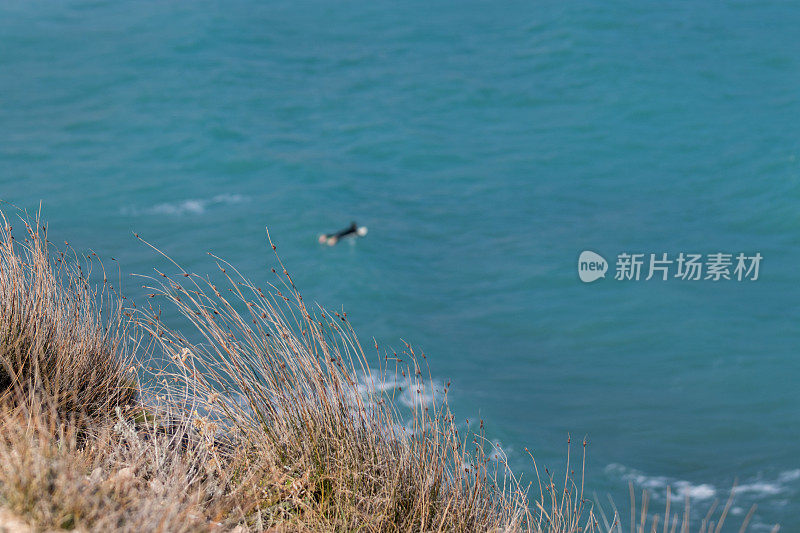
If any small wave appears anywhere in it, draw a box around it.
[121,193,248,216]
[356,371,443,409]
[606,463,717,501]
[488,439,513,463]
[735,469,800,497]
[605,464,800,502]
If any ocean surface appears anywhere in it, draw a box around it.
[1,1,799,529]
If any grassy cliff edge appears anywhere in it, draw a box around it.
[0,211,767,533]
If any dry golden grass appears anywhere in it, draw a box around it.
[133,232,536,532]
[0,212,136,422]
[0,209,774,532]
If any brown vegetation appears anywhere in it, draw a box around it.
[0,210,767,532]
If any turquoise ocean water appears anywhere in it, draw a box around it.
[2,1,799,528]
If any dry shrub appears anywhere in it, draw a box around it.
[0,396,238,532]
[0,211,136,420]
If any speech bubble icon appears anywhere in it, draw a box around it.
[578,251,608,283]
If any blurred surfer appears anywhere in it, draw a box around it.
[318,221,368,246]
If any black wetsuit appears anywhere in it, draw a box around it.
[328,222,358,240]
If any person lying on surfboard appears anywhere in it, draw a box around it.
[318,221,368,246]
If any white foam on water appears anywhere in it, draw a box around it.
[488,439,513,463]
[734,469,800,497]
[605,464,717,501]
[356,371,442,410]
[122,193,248,216]
[606,463,800,502]
[151,199,206,215]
